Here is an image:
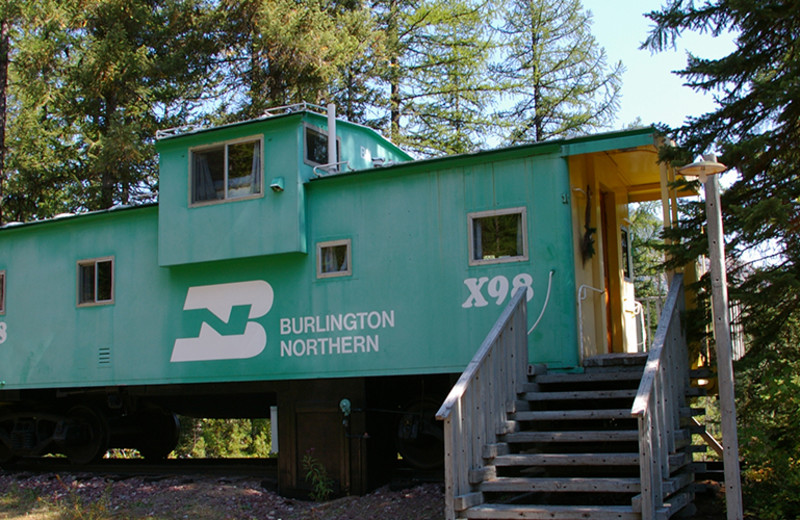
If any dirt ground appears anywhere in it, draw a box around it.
[0,472,444,520]
[0,472,727,520]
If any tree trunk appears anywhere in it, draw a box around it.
[0,17,8,225]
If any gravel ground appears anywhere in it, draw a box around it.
[0,472,445,520]
[0,472,727,519]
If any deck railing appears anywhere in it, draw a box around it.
[436,288,528,520]
[631,274,689,519]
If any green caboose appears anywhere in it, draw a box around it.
[0,103,674,495]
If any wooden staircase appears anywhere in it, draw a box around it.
[463,354,694,519]
[437,274,696,520]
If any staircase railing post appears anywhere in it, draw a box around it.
[632,274,688,520]
[436,289,528,520]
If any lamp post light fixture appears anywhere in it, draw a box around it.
[678,154,743,520]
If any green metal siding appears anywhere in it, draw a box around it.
[0,122,663,392]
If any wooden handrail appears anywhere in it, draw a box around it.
[630,274,689,520]
[631,274,684,416]
[436,288,528,520]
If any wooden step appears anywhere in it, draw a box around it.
[465,503,641,520]
[584,353,649,368]
[505,430,639,443]
[489,451,689,471]
[480,476,640,493]
[534,370,643,384]
[513,409,632,421]
[521,389,637,401]
[492,452,639,466]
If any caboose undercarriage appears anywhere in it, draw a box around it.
[0,373,454,496]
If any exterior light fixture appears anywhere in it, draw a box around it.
[677,153,726,183]
[677,152,743,520]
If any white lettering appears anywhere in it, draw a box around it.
[303,316,316,333]
[329,314,342,332]
[280,318,291,335]
[343,313,357,331]
[367,311,381,329]
[367,335,379,352]
[306,338,318,356]
[341,336,352,354]
[462,277,490,308]
[354,335,365,352]
[281,336,380,357]
[0,322,6,344]
[488,275,509,305]
[382,310,395,328]
[463,273,537,309]
[512,273,534,302]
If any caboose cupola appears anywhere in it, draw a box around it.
[155,103,411,266]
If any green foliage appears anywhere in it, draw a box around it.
[736,323,800,519]
[628,202,667,343]
[302,449,334,502]
[173,417,272,459]
[645,0,800,347]
[645,5,800,516]
[3,0,220,221]
[218,0,374,118]
[494,0,623,144]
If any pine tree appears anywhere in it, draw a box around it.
[494,0,623,144]
[217,0,374,118]
[4,0,220,218]
[371,0,496,156]
[645,3,800,516]
[644,0,800,346]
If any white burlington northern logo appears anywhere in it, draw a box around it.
[171,280,274,362]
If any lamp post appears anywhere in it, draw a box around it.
[678,154,743,520]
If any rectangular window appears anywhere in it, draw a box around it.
[317,239,351,278]
[468,207,528,266]
[0,270,5,315]
[77,258,114,306]
[191,137,262,204]
[304,125,339,166]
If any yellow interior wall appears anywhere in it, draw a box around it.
[570,153,639,359]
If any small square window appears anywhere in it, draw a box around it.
[77,258,114,306]
[317,239,351,278]
[468,208,528,266]
[0,270,5,315]
[191,137,262,204]
[305,125,339,166]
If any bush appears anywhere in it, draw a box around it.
[173,418,273,458]
[737,333,800,519]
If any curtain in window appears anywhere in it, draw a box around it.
[250,141,261,194]
[193,154,216,202]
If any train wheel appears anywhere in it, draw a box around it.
[64,405,109,464]
[0,419,16,464]
[137,411,180,460]
[396,399,444,470]
[0,442,15,465]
